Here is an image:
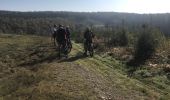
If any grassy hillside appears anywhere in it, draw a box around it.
[0,34,169,100]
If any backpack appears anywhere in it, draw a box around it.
[85,31,94,41]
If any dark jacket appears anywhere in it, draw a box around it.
[56,27,66,43]
[66,28,71,39]
[84,30,95,43]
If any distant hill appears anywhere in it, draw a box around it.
[0,10,170,36]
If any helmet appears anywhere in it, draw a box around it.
[54,24,57,27]
[58,24,62,28]
[86,27,90,31]
[66,26,69,29]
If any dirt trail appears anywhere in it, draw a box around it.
[36,43,155,100]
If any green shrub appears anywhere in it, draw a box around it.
[130,26,163,66]
[127,25,165,68]
[135,30,156,62]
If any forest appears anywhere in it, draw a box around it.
[0,10,170,36]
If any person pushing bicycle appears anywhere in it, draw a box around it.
[83,27,95,56]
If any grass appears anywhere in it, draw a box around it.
[0,33,170,100]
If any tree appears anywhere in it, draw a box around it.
[128,24,162,66]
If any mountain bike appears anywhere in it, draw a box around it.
[58,39,72,58]
[84,41,94,57]
[66,38,72,54]
[58,41,68,58]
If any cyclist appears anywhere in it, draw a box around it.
[56,24,67,57]
[83,27,95,56]
[65,26,71,43]
[52,24,57,46]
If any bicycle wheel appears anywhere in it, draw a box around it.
[67,42,72,53]
[88,43,94,57]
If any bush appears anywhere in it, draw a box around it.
[131,26,162,66]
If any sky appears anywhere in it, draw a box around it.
[0,0,170,14]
